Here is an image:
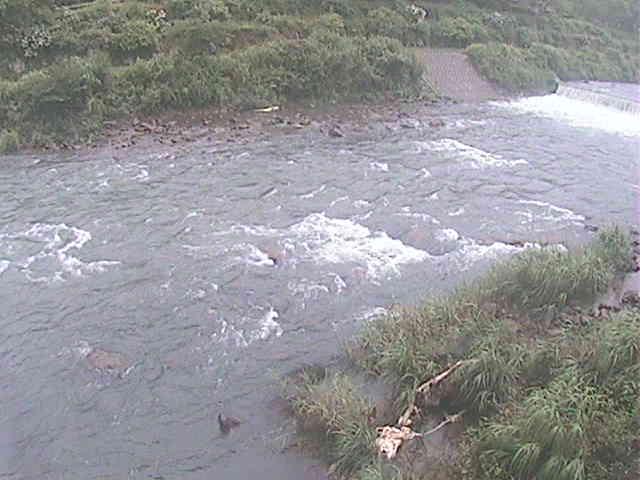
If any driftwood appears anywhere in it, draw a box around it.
[375,360,473,459]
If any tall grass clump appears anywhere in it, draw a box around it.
[476,227,633,315]
[290,228,637,479]
[474,372,632,480]
[291,372,376,477]
[579,309,640,405]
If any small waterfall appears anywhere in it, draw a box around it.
[557,84,640,115]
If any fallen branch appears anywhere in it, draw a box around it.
[418,412,465,437]
[375,412,465,459]
[397,360,471,428]
[376,361,473,459]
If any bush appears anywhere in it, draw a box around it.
[432,17,489,48]
[291,372,376,477]
[477,228,632,314]
[0,129,19,153]
[12,55,108,119]
[110,19,158,61]
[466,42,556,92]
[475,372,635,480]
[162,20,276,55]
[109,54,230,113]
[365,7,409,42]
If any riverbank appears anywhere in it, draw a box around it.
[1,0,638,153]
[287,227,640,480]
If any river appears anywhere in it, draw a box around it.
[1,82,639,479]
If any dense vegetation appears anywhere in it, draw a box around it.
[0,0,638,151]
[289,227,639,479]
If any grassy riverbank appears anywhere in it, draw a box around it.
[1,0,638,151]
[288,227,639,479]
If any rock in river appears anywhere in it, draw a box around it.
[86,348,130,373]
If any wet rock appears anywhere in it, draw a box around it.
[584,224,599,232]
[297,115,311,126]
[404,227,459,256]
[263,245,286,266]
[428,119,445,128]
[399,118,420,129]
[328,125,344,138]
[595,303,621,317]
[217,413,242,434]
[621,291,640,306]
[86,348,129,372]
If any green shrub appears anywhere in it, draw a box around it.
[0,129,19,154]
[452,325,526,414]
[166,0,197,19]
[365,7,409,42]
[475,372,634,480]
[163,20,277,55]
[432,17,489,48]
[291,372,376,477]
[466,42,556,92]
[477,228,632,314]
[194,0,230,21]
[582,310,640,388]
[110,54,230,113]
[110,20,158,60]
[11,55,109,122]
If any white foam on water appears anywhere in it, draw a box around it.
[356,306,389,322]
[288,278,330,300]
[448,207,465,217]
[448,119,488,129]
[516,199,585,226]
[420,139,529,169]
[6,223,119,282]
[329,196,349,207]
[353,200,371,208]
[497,94,640,137]
[435,228,461,243]
[448,239,535,272]
[250,308,283,342]
[215,319,249,349]
[0,260,8,275]
[134,168,149,181]
[183,210,204,221]
[396,209,441,225]
[235,243,275,267]
[370,162,389,172]
[300,184,326,199]
[289,213,431,279]
[226,224,279,237]
[330,273,347,294]
[420,168,432,178]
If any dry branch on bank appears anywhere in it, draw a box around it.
[375,360,472,459]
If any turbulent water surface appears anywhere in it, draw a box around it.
[1,83,639,479]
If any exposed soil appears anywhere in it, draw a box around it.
[416,48,502,102]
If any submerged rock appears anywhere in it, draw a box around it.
[328,125,344,138]
[218,413,242,434]
[86,348,129,373]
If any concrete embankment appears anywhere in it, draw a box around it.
[415,48,501,102]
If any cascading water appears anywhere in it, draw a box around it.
[556,82,640,115]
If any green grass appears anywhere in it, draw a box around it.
[291,371,377,477]
[1,0,638,148]
[289,227,639,479]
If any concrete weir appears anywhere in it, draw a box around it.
[415,48,501,102]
